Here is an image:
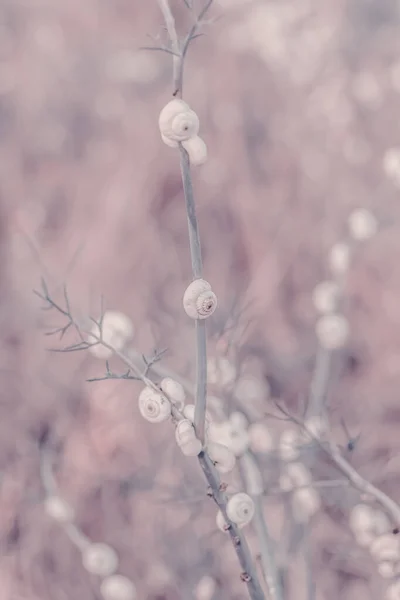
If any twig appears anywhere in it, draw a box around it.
[275,401,400,527]
[252,496,283,600]
[157,0,181,95]
[199,452,266,600]
[305,346,332,420]
[179,144,208,444]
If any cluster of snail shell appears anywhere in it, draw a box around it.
[183,279,217,320]
[158,99,207,166]
[216,493,255,531]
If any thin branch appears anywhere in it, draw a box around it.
[276,401,400,527]
[199,452,266,600]
[157,0,181,94]
[179,144,208,445]
[305,346,332,420]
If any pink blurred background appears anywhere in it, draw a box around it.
[2,0,400,598]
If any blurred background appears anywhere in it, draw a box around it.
[2,0,400,598]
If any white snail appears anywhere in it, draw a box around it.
[160,377,186,410]
[370,534,400,562]
[216,509,246,532]
[182,135,208,166]
[183,279,217,320]
[175,418,196,446]
[291,488,321,523]
[207,441,236,474]
[44,495,74,523]
[226,492,255,526]
[183,404,212,427]
[100,575,137,600]
[180,437,203,456]
[175,419,202,456]
[159,99,200,145]
[138,387,171,423]
[82,543,119,577]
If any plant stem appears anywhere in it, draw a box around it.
[199,452,266,600]
[179,145,208,444]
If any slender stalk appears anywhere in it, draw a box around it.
[199,452,266,600]
[157,0,181,95]
[179,145,203,278]
[179,144,207,443]
[305,346,332,419]
[252,496,283,600]
[156,2,265,596]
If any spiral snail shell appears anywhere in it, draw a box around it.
[183,279,217,320]
[138,387,171,423]
[159,377,185,411]
[226,493,255,526]
[207,441,236,474]
[159,99,200,145]
[182,135,208,166]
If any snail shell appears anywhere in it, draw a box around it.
[160,377,185,410]
[179,437,203,456]
[207,441,236,474]
[183,279,217,320]
[216,509,245,532]
[100,574,137,600]
[182,135,208,166]
[226,492,255,526]
[175,418,197,446]
[159,99,200,144]
[82,543,119,577]
[175,419,202,456]
[44,495,74,523]
[138,387,171,423]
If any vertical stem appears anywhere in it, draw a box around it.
[157,0,181,95]
[305,347,332,419]
[252,497,283,600]
[179,145,203,277]
[179,144,208,445]
[199,452,266,600]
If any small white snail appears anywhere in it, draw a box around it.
[291,488,321,523]
[207,441,236,474]
[100,575,137,600]
[226,493,255,526]
[175,418,196,446]
[370,534,400,562]
[183,279,217,320]
[159,99,200,145]
[44,495,74,523]
[182,135,208,166]
[180,437,203,456]
[82,543,119,577]
[175,419,202,456]
[216,509,246,532]
[160,377,185,410]
[183,404,212,426]
[138,387,171,423]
